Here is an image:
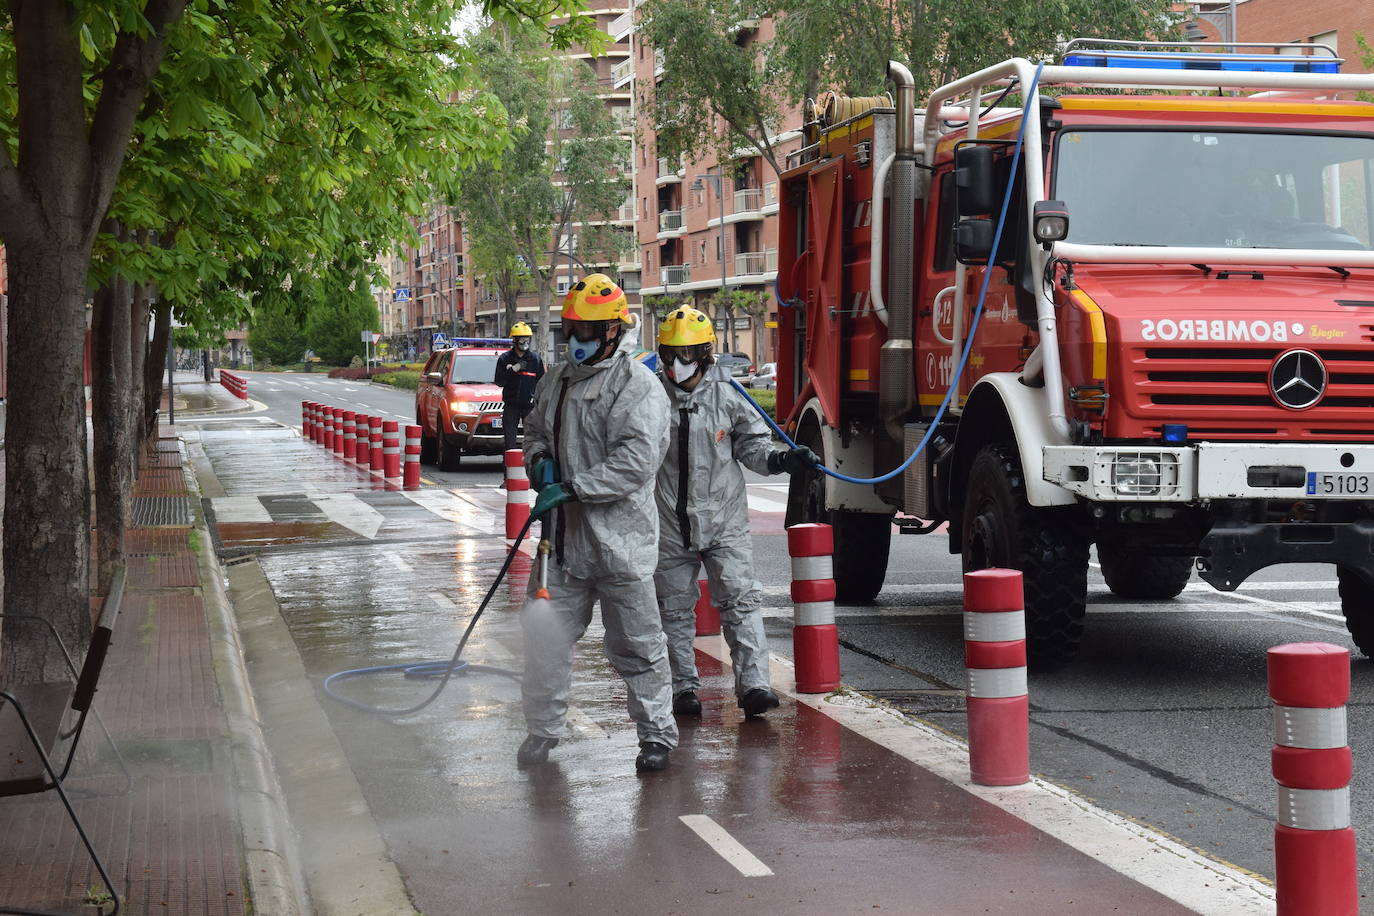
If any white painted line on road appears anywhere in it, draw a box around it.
[400,490,497,533]
[429,592,455,611]
[693,639,1274,914]
[566,706,609,740]
[678,815,774,878]
[386,554,413,572]
[746,492,786,514]
[210,496,273,524]
[312,493,385,540]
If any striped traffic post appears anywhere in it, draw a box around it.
[343,410,359,461]
[302,401,311,438]
[787,523,840,693]
[331,408,345,455]
[1269,642,1357,915]
[368,415,383,472]
[503,449,531,538]
[382,421,401,481]
[403,425,422,490]
[314,403,326,445]
[353,414,372,468]
[963,569,1029,787]
[503,449,525,490]
[694,578,721,636]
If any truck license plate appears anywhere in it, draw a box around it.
[490,417,502,429]
[1306,471,1373,496]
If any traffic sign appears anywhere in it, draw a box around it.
[432,332,449,348]
[395,288,410,301]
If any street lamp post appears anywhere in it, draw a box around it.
[692,173,731,352]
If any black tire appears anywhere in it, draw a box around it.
[1098,545,1193,600]
[436,426,462,471]
[961,444,1089,670]
[1336,567,1374,658]
[419,413,438,465]
[785,427,891,604]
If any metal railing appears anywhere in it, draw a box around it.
[734,249,778,276]
[658,210,683,231]
[612,58,634,87]
[609,10,633,39]
[733,187,763,213]
[661,264,690,285]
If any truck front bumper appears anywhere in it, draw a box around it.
[1197,520,1374,590]
[1043,443,1374,503]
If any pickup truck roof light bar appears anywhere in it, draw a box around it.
[1062,38,1341,74]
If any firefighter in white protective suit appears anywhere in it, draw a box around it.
[654,307,817,719]
[517,275,678,773]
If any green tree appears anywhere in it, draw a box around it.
[0,0,599,682]
[305,279,381,368]
[456,25,632,355]
[248,301,309,367]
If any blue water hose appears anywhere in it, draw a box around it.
[736,63,1045,487]
[323,511,536,716]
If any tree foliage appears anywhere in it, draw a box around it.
[456,24,631,354]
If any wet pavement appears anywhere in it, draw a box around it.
[182,389,1280,916]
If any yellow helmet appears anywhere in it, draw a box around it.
[509,321,533,338]
[658,307,715,347]
[563,274,629,322]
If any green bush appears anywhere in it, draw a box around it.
[744,388,776,419]
[375,370,421,390]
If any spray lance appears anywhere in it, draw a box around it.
[531,457,558,599]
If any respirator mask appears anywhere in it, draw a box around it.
[659,343,712,390]
[565,320,620,365]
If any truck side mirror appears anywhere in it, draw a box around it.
[426,371,444,385]
[954,218,994,264]
[955,145,997,216]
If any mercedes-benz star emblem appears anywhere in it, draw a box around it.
[1269,348,1327,410]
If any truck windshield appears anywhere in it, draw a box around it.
[1053,129,1374,251]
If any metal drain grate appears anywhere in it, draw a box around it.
[132,496,193,526]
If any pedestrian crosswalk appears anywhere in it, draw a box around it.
[209,488,501,547]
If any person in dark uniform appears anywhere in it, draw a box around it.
[494,321,544,449]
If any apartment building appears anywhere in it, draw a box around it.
[628,16,803,366]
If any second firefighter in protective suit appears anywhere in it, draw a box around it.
[654,307,817,718]
[517,275,678,773]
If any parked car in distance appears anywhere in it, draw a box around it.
[415,346,507,471]
[714,353,754,378]
[747,362,777,390]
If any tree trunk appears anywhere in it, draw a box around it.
[129,281,150,455]
[1,239,95,683]
[536,279,555,363]
[144,300,172,442]
[92,267,133,595]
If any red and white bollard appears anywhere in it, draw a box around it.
[382,421,401,482]
[963,568,1030,787]
[1269,642,1357,915]
[787,523,840,693]
[503,449,532,538]
[353,415,371,468]
[368,416,383,472]
[694,578,721,636]
[331,408,345,456]
[345,411,361,461]
[315,403,326,445]
[403,425,421,490]
[302,401,311,439]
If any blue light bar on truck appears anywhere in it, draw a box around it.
[1063,51,1340,74]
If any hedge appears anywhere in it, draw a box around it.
[374,370,422,391]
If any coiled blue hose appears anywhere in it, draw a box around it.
[735,63,1045,487]
[323,511,535,716]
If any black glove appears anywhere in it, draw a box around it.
[769,446,819,475]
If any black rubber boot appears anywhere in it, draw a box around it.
[672,690,702,716]
[516,735,559,769]
[738,687,781,718]
[635,742,671,772]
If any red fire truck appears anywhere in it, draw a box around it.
[776,41,1374,666]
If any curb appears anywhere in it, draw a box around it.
[184,432,311,915]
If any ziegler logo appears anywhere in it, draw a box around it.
[1269,349,1327,410]
[1140,318,1301,343]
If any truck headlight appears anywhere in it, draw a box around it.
[450,400,476,414]
[1112,455,1162,496]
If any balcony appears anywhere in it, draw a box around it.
[655,156,683,185]
[609,10,633,40]
[614,200,636,222]
[612,58,634,88]
[661,264,691,286]
[733,187,763,214]
[734,249,777,277]
[654,48,665,77]
[657,210,685,239]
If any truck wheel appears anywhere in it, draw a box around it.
[1098,546,1193,600]
[785,428,890,604]
[419,414,438,465]
[1336,567,1374,658]
[436,428,462,471]
[961,444,1089,670]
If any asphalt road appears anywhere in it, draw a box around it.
[224,370,1373,903]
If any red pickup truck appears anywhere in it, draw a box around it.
[415,346,508,470]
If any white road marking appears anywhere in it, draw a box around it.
[386,554,413,572]
[401,489,497,533]
[312,493,385,540]
[429,592,455,611]
[678,815,774,878]
[746,492,786,514]
[210,496,273,524]
[693,638,1273,914]
[565,706,609,740]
